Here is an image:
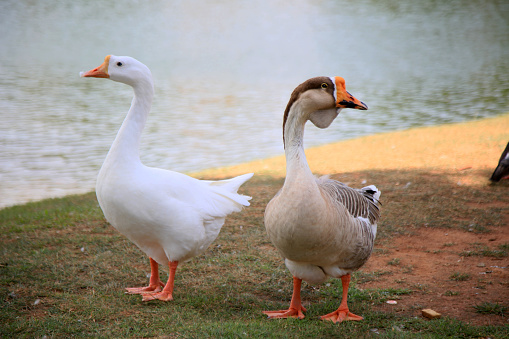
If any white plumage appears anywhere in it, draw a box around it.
[81,55,253,301]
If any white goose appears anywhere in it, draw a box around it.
[81,55,253,301]
[263,76,381,322]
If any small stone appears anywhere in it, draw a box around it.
[422,309,441,319]
[392,325,403,332]
[33,299,41,306]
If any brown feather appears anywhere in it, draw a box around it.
[282,77,334,146]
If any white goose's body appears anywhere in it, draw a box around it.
[97,162,251,265]
[263,76,380,322]
[82,55,252,301]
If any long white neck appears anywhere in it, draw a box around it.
[283,104,314,184]
[104,80,154,166]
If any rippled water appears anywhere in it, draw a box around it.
[1,0,508,208]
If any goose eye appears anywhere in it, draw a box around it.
[321,83,328,89]
[116,62,123,67]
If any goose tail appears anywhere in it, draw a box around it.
[209,173,254,193]
[200,173,254,219]
[361,184,381,204]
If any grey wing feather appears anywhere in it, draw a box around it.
[317,176,381,224]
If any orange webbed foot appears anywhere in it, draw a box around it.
[263,305,307,320]
[320,307,363,323]
[140,260,178,302]
[125,281,164,295]
[141,290,173,302]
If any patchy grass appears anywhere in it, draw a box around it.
[444,291,461,296]
[2,115,509,337]
[387,258,401,266]
[354,270,392,284]
[460,243,509,258]
[474,302,508,316]
[449,272,471,282]
[1,170,508,338]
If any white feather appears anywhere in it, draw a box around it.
[86,55,253,266]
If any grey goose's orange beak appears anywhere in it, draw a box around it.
[333,76,368,110]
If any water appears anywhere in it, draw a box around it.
[1,0,508,209]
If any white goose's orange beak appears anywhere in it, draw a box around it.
[333,76,368,110]
[80,55,111,78]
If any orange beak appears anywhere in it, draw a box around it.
[80,55,111,78]
[334,76,368,110]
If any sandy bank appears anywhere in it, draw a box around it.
[197,113,509,178]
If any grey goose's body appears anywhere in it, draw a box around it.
[263,76,381,323]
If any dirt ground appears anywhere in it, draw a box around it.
[361,224,508,326]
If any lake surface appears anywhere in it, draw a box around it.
[1,0,508,208]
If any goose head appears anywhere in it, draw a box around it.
[283,76,367,144]
[80,55,153,88]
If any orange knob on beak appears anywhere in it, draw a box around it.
[334,76,368,110]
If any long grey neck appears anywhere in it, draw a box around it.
[283,104,314,183]
[105,80,154,166]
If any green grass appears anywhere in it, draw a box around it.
[444,291,460,296]
[387,258,401,266]
[474,303,508,316]
[460,243,509,258]
[354,270,392,284]
[449,272,471,282]
[1,173,508,338]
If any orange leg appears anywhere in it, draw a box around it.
[320,274,363,323]
[263,276,307,319]
[142,261,179,301]
[125,257,164,294]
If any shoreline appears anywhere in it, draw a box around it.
[196,113,509,179]
[3,113,509,210]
